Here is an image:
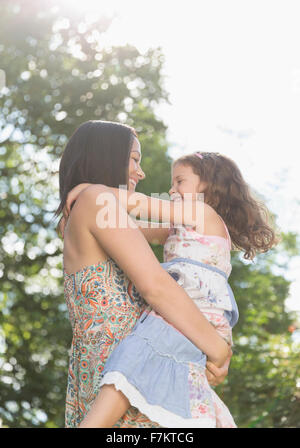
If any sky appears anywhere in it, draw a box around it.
[48,0,300,314]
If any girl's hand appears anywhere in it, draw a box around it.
[58,216,67,239]
[64,183,92,216]
[58,183,92,239]
[205,347,233,387]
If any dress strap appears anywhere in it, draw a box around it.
[218,215,232,250]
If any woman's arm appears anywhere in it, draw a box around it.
[133,219,171,245]
[75,185,230,367]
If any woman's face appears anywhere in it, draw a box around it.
[169,163,207,200]
[128,136,145,191]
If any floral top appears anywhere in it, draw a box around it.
[162,219,238,335]
[164,222,232,277]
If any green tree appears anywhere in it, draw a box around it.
[215,232,300,428]
[0,0,171,428]
[0,0,299,430]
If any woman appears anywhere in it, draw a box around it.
[55,120,231,428]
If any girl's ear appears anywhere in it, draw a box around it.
[197,180,208,194]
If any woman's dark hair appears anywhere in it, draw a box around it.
[54,120,137,234]
[174,152,281,260]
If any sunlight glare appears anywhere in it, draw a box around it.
[59,0,131,17]
[56,0,158,51]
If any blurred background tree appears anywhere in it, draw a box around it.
[0,0,299,428]
[215,232,300,428]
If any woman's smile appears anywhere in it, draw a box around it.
[129,177,138,189]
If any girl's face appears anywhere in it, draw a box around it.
[128,136,145,191]
[169,163,207,200]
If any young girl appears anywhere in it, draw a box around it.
[62,151,279,428]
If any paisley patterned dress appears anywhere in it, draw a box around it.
[64,258,160,428]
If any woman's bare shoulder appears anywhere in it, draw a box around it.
[74,184,111,214]
[78,183,109,199]
[63,191,109,275]
[65,184,108,239]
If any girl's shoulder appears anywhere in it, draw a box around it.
[196,204,228,240]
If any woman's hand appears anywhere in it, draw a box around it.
[205,347,232,387]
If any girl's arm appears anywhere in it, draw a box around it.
[75,184,230,367]
[107,186,208,232]
[62,183,171,245]
[64,183,208,233]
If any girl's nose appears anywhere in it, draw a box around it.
[169,186,175,196]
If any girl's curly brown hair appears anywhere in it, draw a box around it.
[174,151,281,260]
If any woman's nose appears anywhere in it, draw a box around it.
[137,167,146,180]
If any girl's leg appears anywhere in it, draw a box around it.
[78,384,130,428]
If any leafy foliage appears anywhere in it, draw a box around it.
[215,241,300,427]
[0,0,170,428]
[0,0,299,428]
